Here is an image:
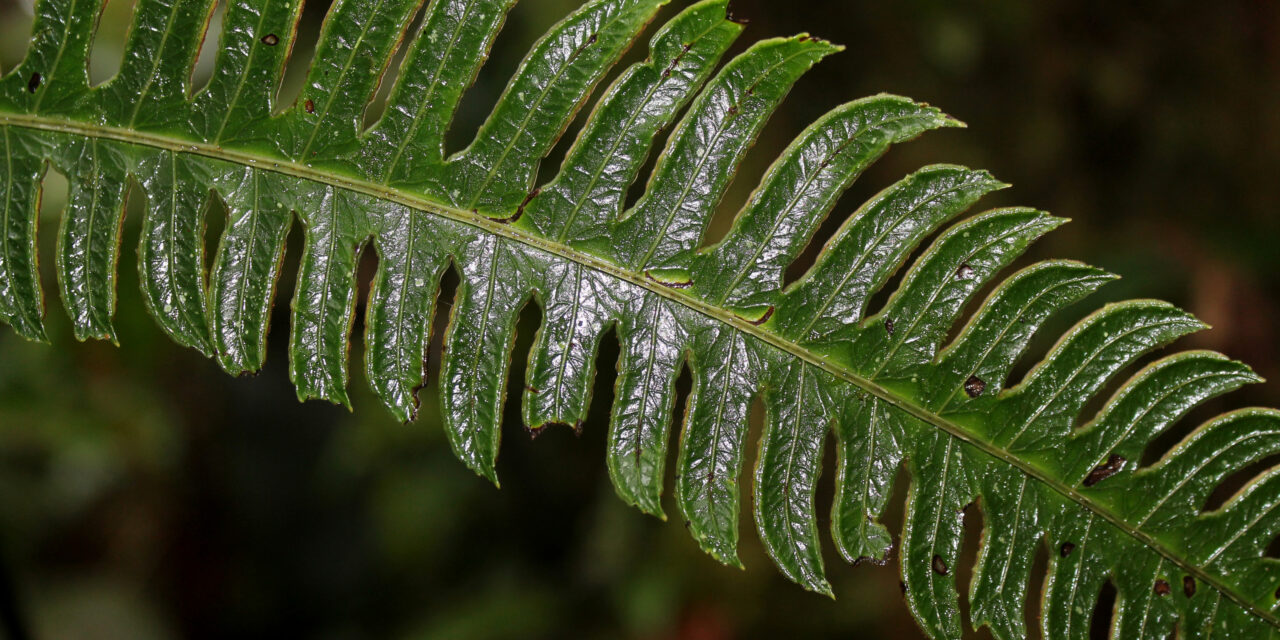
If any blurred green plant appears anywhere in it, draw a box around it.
[2,0,1280,638]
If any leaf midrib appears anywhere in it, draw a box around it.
[4,110,1273,628]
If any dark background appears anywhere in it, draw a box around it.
[0,0,1278,638]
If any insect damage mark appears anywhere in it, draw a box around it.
[931,554,949,575]
[644,270,692,289]
[734,305,774,326]
[853,552,891,568]
[1154,580,1171,596]
[261,33,279,46]
[304,99,316,114]
[1183,576,1196,597]
[884,318,895,335]
[963,375,986,398]
[661,42,693,79]
[566,33,600,63]
[27,72,40,93]
[955,263,975,279]
[489,189,540,224]
[1082,454,1126,487]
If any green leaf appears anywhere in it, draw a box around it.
[4,0,1280,637]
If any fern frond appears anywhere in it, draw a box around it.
[3,0,1279,637]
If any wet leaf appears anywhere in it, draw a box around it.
[2,0,1279,637]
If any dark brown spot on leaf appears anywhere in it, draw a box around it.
[1183,576,1196,597]
[304,99,315,114]
[26,72,40,93]
[261,33,279,46]
[524,385,540,394]
[727,105,739,116]
[1083,454,1126,487]
[884,318,895,335]
[956,263,975,279]
[931,555,948,575]
[1154,580,1171,596]
[1059,542,1075,557]
[964,375,986,398]
[587,33,598,45]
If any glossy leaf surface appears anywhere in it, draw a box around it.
[2,0,1279,637]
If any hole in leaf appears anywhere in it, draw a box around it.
[621,129,664,215]
[27,163,65,337]
[777,107,944,292]
[275,0,332,114]
[0,3,34,77]
[509,297,544,439]
[269,211,306,353]
[696,136,782,252]
[1139,393,1238,467]
[957,498,985,630]
[815,415,839,548]
[200,190,229,286]
[662,358,693,514]
[38,162,69,222]
[1025,538,1049,640]
[360,0,430,133]
[1266,533,1280,559]
[88,0,137,87]
[188,0,226,97]
[585,323,621,426]
[860,217,941,323]
[442,0,561,158]
[533,7,662,194]
[352,238,379,338]
[419,262,462,417]
[1089,579,1116,640]
[739,391,769,559]
[781,170,890,290]
[113,178,152,339]
[1202,454,1280,512]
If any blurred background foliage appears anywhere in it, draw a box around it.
[0,0,1277,638]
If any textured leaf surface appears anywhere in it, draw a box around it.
[3,0,1280,637]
